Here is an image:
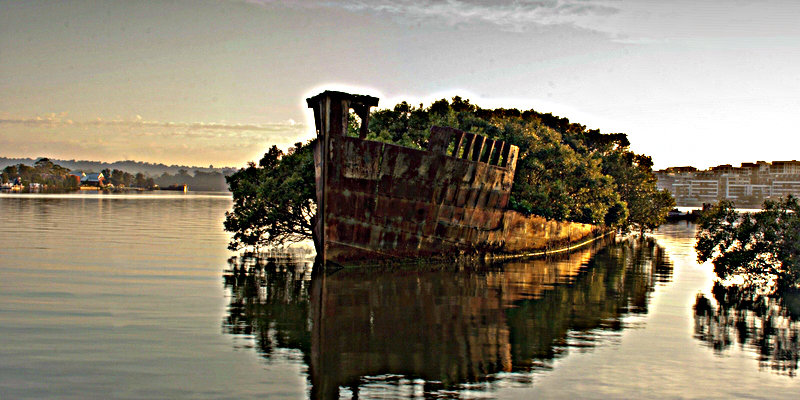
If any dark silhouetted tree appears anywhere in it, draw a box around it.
[224,142,317,251]
[696,196,800,291]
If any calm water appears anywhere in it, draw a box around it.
[1,193,797,399]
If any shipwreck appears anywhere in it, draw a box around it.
[307,90,607,266]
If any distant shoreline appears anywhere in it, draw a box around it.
[0,156,239,175]
[0,191,233,198]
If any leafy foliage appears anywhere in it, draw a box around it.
[2,158,79,191]
[100,168,155,188]
[226,96,674,250]
[361,96,672,230]
[224,142,317,251]
[603,151,674,233]
[696,196,800,291]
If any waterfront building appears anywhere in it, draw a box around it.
[81,172,105,186]
[655,160,800,206]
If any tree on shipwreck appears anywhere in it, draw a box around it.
[224,96,674,252]
[224,142,317,251]
[364,96,674,232]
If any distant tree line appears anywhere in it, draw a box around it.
[100,168,228,191]
[153,169,228,192]
[73,167,228,191]
[0,157,237,180]
[99,168,155,189]
[225,96,675,251]
[1,157,233,192]
[2,158,78,191]
[1,155,239,192]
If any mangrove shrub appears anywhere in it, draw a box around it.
[696,196,800,291]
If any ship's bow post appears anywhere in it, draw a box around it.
[306,91,379,266]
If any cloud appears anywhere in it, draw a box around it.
[0,114,305,136]
[244,0,621,33]
[339,0,618,32]
[246,1,800,44]
[0,113,310,166]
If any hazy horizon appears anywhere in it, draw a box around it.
[3,0,800,169]
[0,154,239,170]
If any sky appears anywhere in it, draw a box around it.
[1,0,799,169]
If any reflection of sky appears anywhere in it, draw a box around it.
[516,223,794,399]
[0,195,312,398]
[3,1,800,167]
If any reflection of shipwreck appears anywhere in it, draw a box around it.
[307,91,605,265]
[222,237,672,398]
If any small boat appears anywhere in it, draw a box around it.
[666,208,701,221]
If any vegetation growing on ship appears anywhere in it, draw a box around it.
[225,97,674,250]
[696,196,800,291]
[224,143,317,251]
[361,97,673,231]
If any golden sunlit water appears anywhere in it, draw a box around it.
[1,194,797,399]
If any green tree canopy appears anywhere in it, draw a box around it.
[226,96,674,251]
[360,96,672,230]
[224,142,317,251]
[696,196,800,291]
[3,158,78,191]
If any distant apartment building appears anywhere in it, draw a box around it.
[770,160,800,178]
[655,160,800,206]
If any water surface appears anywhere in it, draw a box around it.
[0,194,797,398]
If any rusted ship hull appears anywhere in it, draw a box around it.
[308,91,605,266]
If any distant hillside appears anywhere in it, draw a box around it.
[0,157,238,176]
[0,157,240,192]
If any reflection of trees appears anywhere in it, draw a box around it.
[693,284,800,377]
[222,237,672,398]
[507,237,671,369]
[223,253,313,359]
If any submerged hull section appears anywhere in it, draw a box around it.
[308,91,604,266]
